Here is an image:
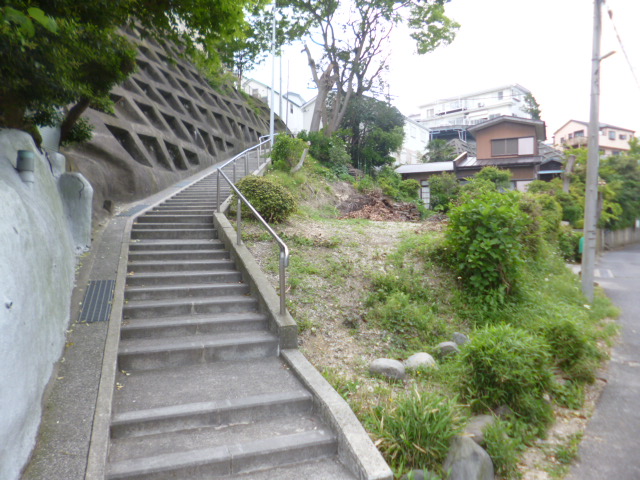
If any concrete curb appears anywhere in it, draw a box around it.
[282,349,393,480]
[212,211,298,349]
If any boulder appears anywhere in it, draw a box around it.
[436,341,460,357]
[404,352,437,371]
[452,332,470,346]
[444,436,494,480]
[369,358,406,381]
[464,415,495,445]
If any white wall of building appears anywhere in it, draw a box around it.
[241,78,308,134]
[417,84,532,129]
[393,117,431,165]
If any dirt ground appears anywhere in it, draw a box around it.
[240,183,610,479]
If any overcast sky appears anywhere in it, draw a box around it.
[251,0,640,140]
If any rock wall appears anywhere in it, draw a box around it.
[0,130,82,480]
[62,27,279,222]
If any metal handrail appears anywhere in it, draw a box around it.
[215,136,290,315]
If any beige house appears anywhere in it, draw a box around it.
[553,120,635,156]
[397,116,553,206]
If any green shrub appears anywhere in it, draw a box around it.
[557,226,581,262]
[483,419,525,479]
[271,134,307,171]
[235,175,296,223]
[458,325,554,431]
[364,390,464,475]
[538,317,601,383]
[474,166,512,190]
[428,172,459,212]
[446,188,530,300]
[300,130,351,177]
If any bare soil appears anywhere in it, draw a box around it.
[240,181,610,479]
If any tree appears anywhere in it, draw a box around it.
[475,166,512,190]
[0,0,261,145]
[286,0,458,134]
[422,138,456,163]
[340,95,405,172]
[523,93,542,120]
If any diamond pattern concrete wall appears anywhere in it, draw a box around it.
[62,27,277,222]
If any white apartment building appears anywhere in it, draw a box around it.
[416,84,533,130]
[241,78,309,133]
[393,116,431,165]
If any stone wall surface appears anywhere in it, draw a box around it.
[0,130,77,480]
[62,27,277,222]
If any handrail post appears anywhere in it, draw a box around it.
[279,250,286,315]
[245,152,249,176]
[233,161,236,184]
[216,169,220,212]
[236,198,242,246]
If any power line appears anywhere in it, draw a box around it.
[602,0,640,92]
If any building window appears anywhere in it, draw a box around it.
[560,137,566,144]
[568,133,573,139]
[491,137,535,156]
[497,91,504,100]
[609,130,616,140]
[620,134,627,140]
[574,130,585,137]
[425,108,434,118]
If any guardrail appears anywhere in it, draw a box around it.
[216,136,290,315]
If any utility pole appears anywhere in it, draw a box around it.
[582,0,603,302]
[269,0,277,147]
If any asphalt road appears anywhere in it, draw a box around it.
[568,242,640,479]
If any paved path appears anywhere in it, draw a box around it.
[569,242,640,479]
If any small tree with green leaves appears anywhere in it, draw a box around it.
[428,171,459,211]
[422,138,456,163]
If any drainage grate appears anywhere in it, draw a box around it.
[79,280,115,323]
[117,204,149,217]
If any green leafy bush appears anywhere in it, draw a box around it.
[364,390,464,475]
[557,226,581,262]
[458,325,554,431]
[446,188,530,300]
[271,134,307,171]
[235,175,296,223]
[538,317,601,383]
[428,171,459,212]
[483,419,525,479]
[299,130,351,178]
[474,166,512,190]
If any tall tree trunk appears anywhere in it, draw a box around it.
[60,97,91,144]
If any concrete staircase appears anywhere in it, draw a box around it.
[105,174,359,479]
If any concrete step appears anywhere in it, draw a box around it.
[127,249,226,262]
[135,215,213,224]
[110,390,312,438]
[210,457,356,479]
[132,222,214,230]
[113,358,307,413]
[117,331,279,371]
[123,295,258,319]
[150,208,215,215]
[128,239,223,251]
[107,429,336,480]
[128,258,234,273]
[125,270,243,287]
[120,312,267,339]
[130,228,216,240]
[125,282,248,301]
